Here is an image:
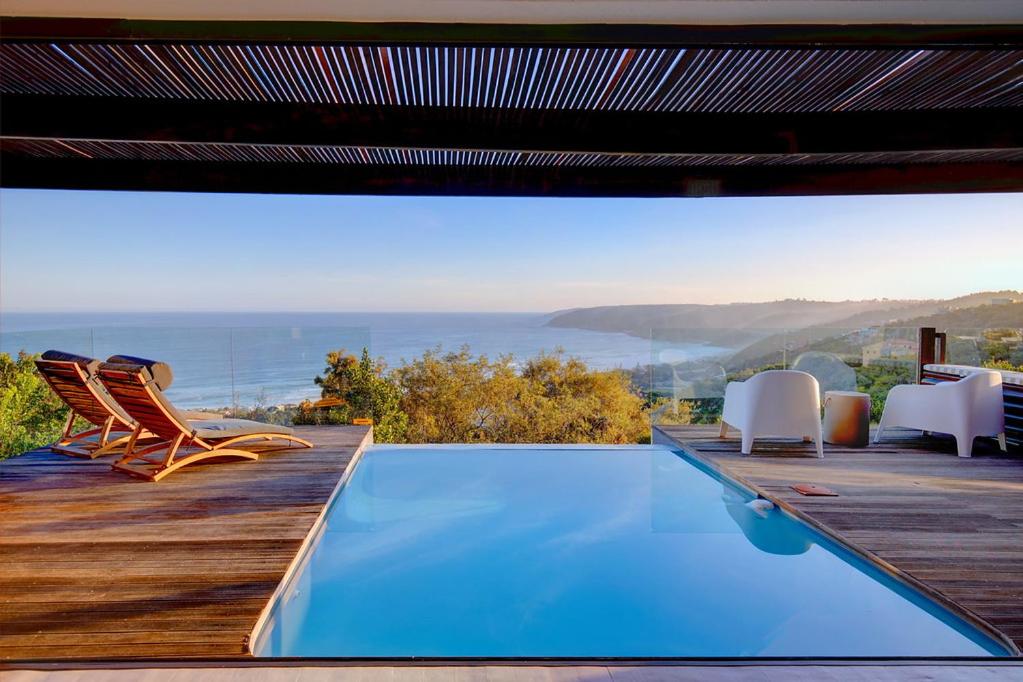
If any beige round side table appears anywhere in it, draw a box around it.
[823,390,871,447]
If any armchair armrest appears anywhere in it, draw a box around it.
[722,381,746,427]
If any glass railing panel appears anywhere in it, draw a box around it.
[0,322,97,359]
[647,327,758,428]
[842,326,917,422]
[89,326,235,410]
[0,320,371,424]
[647,326,924,428]
[225,326,371,423]
[943,327,1023,370]
[88,325,372,420]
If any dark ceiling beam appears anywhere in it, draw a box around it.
[2,17,1023,48]
[3,155,1021,197]
[4,95,1021,156]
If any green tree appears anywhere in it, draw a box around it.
[511,351,649,443]
[299,348,408,442]
[392,347,650,444]
[979,328,1022,368]
[391,346,520,443]
[0,352,71,459]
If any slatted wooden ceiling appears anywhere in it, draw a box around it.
[1,19,1021,196]
[2,43,1021,111]
[6,138,1023,168]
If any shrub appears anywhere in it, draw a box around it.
[0,352,71,459]
[392,347,649,444]
[983,359,1023,373]
[648,397,694,426]
[513,350,649,443]
[224,390,298,425]
[391,346,518,443]
[298,348,408,442]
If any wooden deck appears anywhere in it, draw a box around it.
[0,426,372,661]
[655,425,1023,654]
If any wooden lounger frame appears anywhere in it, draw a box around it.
[35,359,146,458]
[98,365,312,482]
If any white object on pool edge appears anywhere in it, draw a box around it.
[746,498,775,517]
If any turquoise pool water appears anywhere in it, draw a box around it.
[255,445,1009,657]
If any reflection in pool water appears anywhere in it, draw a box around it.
[721,487,813,556]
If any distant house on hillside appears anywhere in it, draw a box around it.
[984,328,1023,343]
[862,338,918,366]
[991,297,1019,305]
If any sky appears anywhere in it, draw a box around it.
[1,189,1021,313]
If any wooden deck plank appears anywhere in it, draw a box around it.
[0,426,372,661]
[656,425,1023,654]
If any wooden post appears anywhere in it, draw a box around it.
[935,332,947,364]
[918,327,937,384]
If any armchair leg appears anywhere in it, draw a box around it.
[719,421,728,438]
[955,434,974,458]
[741,433,754,456]
[997,433,1007,452]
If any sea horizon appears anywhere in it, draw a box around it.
[1,311,726,407]
[1,310,556,330]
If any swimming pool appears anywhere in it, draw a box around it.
[254,444,1010,657]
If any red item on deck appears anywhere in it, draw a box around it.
[791,483,839,496]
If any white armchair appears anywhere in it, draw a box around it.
[720,370,823,458]
[875,370,1006,458]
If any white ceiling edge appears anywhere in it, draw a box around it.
[3,0,1023,25]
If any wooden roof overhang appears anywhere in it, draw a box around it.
[1,18,1022,197]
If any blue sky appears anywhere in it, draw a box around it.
[1,189,1020,312]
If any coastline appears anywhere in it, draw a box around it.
[1,312,721,408]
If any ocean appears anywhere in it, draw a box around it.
[1,312,726,408]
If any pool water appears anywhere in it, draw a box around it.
[255,445,1009,657]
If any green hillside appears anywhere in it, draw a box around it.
[546,291,1021,344]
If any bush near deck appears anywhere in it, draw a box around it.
[0,352,74,459]
[298,346,654,444]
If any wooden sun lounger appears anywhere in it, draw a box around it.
[34,352,143,458]
[97,362,312,482]
[35,351,222,458]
